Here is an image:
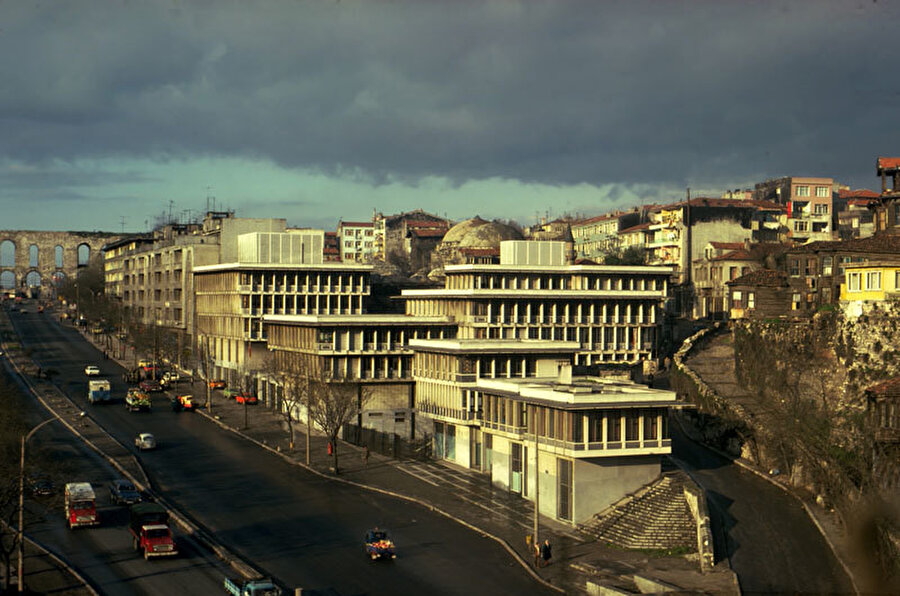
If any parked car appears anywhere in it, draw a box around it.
[84,365,100,376]
[134,433,157,450]
[160,371,181,387]
[235,393,258,405]
[108,479,142,505]
[29,475,55,497]
[208,379,226,390]
[139,379,162,393]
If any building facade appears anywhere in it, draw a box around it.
[402,241,673,368]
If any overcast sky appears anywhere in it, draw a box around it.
[1,0,898,233]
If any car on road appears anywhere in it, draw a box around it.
[108,479,142,505]
[235,393,258,405]
[134,433,157,450]
[208,379,226,389]
[171,394,198,412]
[84,365,100,376]
[139,379,162,393]
[364,528,396,560]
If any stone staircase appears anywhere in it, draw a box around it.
[579,470,696,551]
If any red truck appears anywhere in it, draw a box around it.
[129,503,178,559]
[64,482,99,529]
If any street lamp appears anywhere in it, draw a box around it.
[18,417,59,593]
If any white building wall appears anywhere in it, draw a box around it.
[501,240,566,266]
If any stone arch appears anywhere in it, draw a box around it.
[77,243,90,266]
[55,245,64,268]
[25,270,41,287]
[0,270,14,289]
[29,244,39,268]
[0,240,14,268]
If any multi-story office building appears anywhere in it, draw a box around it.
[402,241,673,368]
[193,230,371,385]
[410,343,680,525]
[263,313,457,436]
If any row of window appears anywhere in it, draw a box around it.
[794,185,831,198]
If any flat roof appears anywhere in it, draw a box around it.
[408,338,580,353]
[443,264,675,274]
[194,262,373,273]
[475,376,681,409]
[401,289,666,298]
[264,314,453,326]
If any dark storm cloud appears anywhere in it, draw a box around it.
[2,0,898,193]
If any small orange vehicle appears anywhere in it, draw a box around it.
[208,379,226,390]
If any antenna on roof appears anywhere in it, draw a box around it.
[120,216,126,234]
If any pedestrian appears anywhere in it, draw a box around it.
[533,541,541,568]
[540,539,552,567]
[362,445,370,466]
[327,441,333,456]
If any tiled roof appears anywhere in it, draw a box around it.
[574,257,599,265]
[654,197,783,211]
[845,198,876,207]
[406,220,450,229]
[839,188,879,199]
[711,249,754,262]
[727,268,788,288]
[877,157,900,173]
[409,228,446,238]
[792,234,900,255]
[866,377,900,397]
[620,222,652,233]
[710,241,745,250]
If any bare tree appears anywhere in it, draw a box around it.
[263,353,309,457]
[307,372,369,475]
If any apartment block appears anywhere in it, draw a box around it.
[754,176,837,243]
[337,220,375,263]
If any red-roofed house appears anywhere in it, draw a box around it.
[692,241,788,319]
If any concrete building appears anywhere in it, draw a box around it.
[753,176,837,243]
[410,345,680,526]
[263,313,457,437]
[403,240,673,369]
[103,212,290,365]
[337,220,376,263]
[193,230,371,386]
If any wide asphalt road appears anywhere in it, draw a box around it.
[11,306,553,596]
[670,417,854,595]
[3,315,231,595]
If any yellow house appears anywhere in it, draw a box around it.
[840,261,900,303]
